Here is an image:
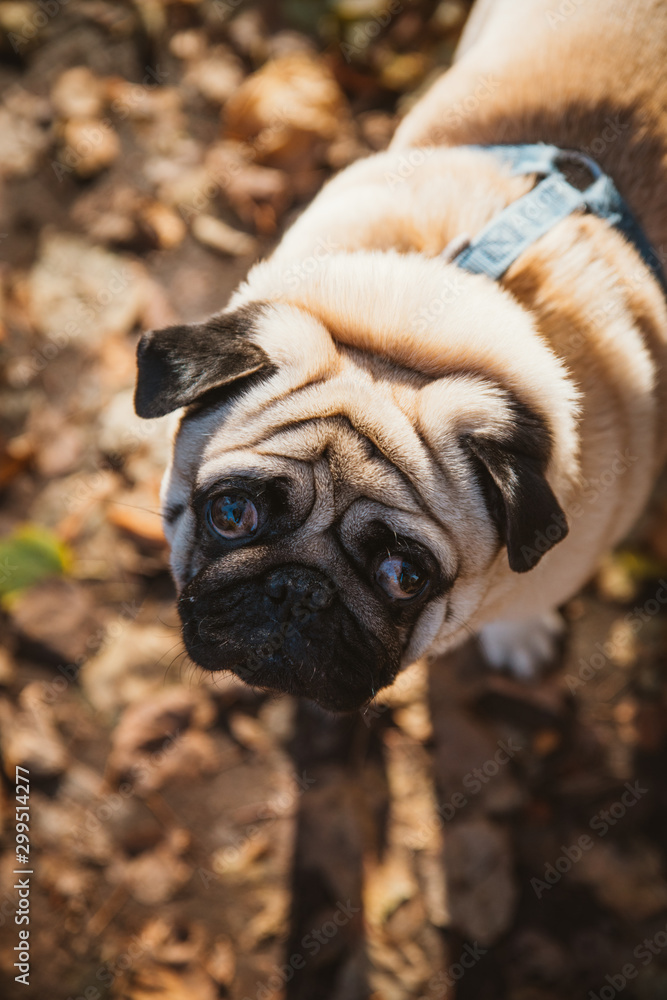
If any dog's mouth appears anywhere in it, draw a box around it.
[178,563,400,712]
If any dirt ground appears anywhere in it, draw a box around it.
[1,2,667,999]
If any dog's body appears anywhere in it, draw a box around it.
[135,0,667,708]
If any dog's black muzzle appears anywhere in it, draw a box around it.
[179,563,399,712]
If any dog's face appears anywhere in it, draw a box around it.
[135,254,572,711]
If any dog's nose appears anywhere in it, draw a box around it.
[263,565,334,610]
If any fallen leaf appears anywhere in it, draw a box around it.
[51,66,106,120]
[0,100,51,179]
[364,851,418,926]
[0,524,71,603]
[571,841,667,920]
[182,49,245,104]
[56,118,121,178]
[110,829,192,906]
[191,213,258,256]
[205,936,236,986]
[238,888,290,949]
[0,682,70,780]
[108,686,217,791]
[124,962,219,1000]
[138,916,208,965]
[10,577,102,663]
[27,232,151,346]
[79,620,185,716]
[223,53,349,171]
[444,820,517,945]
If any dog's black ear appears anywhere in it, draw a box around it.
[135,304,272,419]
[463,408,568,573]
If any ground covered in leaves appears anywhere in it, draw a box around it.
[2,1,667,998]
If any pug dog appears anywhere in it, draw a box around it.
[135,0,667,711]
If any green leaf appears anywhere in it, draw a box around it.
[0,524,72,604]
[281,0,331,33]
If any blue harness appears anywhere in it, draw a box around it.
[449,143,667,295]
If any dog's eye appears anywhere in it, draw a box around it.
[207,495,258,539]
[376,555,427,600]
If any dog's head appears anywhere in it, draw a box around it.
[135,252,577,711]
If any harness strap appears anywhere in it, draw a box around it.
[449,143,667,295]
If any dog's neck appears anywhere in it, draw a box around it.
[238,143,665,315]
[235,139,667,491]
[390,0,667,267]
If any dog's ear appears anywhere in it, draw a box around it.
[134,304,273,419]
[463,409,568,573]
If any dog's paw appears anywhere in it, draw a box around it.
[478,611,564,679]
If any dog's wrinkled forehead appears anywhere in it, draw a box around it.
[165,303,449,519]
[199,419,421,514]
